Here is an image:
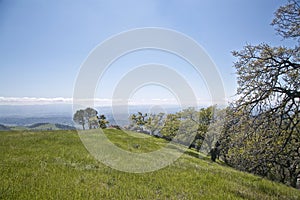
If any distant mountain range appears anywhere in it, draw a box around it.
[0,124,11,131]
[0,122,76,131]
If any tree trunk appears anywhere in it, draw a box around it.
[291,176,297,188]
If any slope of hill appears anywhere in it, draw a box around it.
[0,129,299,199]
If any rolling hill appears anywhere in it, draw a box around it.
[2,123,76,131]
[0,124,10,131]
[0,129,299,199]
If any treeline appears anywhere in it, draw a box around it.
[126,106,220,153]
[126,101,299,188]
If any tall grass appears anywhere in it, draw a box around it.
[0,130,299,199]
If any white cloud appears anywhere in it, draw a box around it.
[0,97,72,105]
[0,97,223,107]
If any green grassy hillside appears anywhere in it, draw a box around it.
[0,129,299,199]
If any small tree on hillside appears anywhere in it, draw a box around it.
[73,107,99,130]
[73,109,86,130]
[145,113,165,135]
[129,112,148,131]
[98,114,109,129]
[85,107,98,129]
[160,113,180,140]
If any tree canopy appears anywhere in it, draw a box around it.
[219,0,300,188]
[128,106,216,150]
[271,0,300,40]
[73,107,108,130]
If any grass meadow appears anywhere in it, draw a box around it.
[0,129,299,199]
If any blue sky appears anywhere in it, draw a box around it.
[0,0,293,106]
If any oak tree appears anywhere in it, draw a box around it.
[220,0,300,187]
